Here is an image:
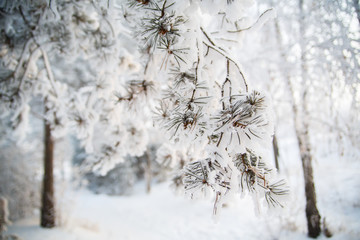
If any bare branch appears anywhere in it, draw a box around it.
[202,42,248,92]
[228,8,274,33]
[40,47,58,98]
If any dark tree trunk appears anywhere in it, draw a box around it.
[145,149,152,194]
[298,0,321,237]
[0,197,10,235]
[272,134,280,170]
[353,0,360,26]
[272,0,322,236]
[297,133,321,238]
[41,119,55,228]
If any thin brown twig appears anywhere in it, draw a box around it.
[200,27,248,92]
[228,8,274,33]
[203,42,248,92]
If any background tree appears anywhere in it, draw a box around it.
[246,0,360,237]
[0,0,148,227]
[297,0,321,236]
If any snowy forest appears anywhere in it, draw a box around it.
[0,0,359,239]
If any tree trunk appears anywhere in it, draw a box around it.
[41,118,55,228]
[298,0,321,237]
[353,0,360,26]
[272,0,322,236]
[272,134,280,170]
[0,197,10,235]
[145,149,152,194]
[298,134,321,238]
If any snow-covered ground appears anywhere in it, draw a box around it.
[5,182,300,240]
[5,175,360,240]
[4,125,360,240]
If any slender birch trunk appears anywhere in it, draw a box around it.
[297,1,321,237]
[272,134,280,170]
[145,149,152,194]
[271,1,321,236]
[41,105,55,228]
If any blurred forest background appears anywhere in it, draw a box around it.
[0,0,359,239]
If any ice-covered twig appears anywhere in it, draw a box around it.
[228,8,276,33]
[203,42,248,92]
[41,47,58,98]
[200,27,248,92]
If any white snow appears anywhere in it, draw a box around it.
[5,170,360,240]
[1,1,359,240]
[5,122,360,240]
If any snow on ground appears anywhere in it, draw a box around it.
[5,176,360,240]
[5,182,294,240]
[4,127,360,240]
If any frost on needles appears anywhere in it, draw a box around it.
[0,0,289,218]
[124,0,289,216]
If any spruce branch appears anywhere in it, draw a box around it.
[214,91,268,143]
[209,159,232,191]
[140,1,185,48]
[114,80,154,105]
[263,179,289,208]
[232,150,288,207]
[167,108,204,135]
[183,160,212,194]
[153,100,170,123]
[127,0,152,8]
[169,67,196,88]
[245,90,266,110]
[158,36,188,68]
